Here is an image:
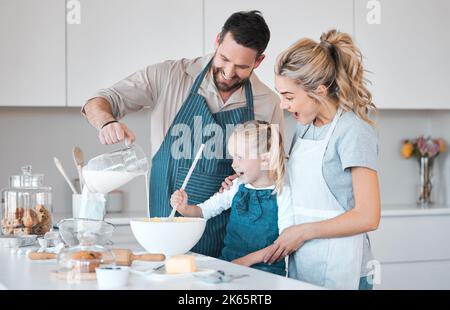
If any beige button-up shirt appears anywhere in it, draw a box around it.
[84,54,283,158]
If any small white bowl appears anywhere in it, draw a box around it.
[95,266,129,289]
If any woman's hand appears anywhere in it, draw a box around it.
[170,189,188,215]
[264,224,312,264]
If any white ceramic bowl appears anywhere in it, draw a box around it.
[95,266,129,289]
[130,217,206,256]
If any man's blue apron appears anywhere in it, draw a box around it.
[149,59,254,257]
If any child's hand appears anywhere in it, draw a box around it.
[170,189,188,214]
[232,256,254,267]
[219,174,239,193]
[232,247,270,267]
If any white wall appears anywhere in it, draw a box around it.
[0,107,151,215]
[376,110,450,205]
[1,107,450,215]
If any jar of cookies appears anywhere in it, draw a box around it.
[1,165,53,236]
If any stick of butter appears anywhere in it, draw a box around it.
[165,255,196,274]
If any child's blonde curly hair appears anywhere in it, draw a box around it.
[228,120,286,194]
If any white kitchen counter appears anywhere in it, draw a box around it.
[0,229,323,290]
[52,212,147,226]
[53,202,450,226]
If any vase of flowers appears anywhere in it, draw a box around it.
[401,136,447,207]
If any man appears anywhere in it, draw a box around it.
[82,11,282,257]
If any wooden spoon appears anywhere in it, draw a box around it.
[28,249,166,266]
[112,249,165,266]
[54,157,78,194]
[72,146,85,193]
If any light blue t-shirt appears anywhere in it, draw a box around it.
[290,110,379,277]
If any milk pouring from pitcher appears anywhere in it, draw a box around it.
[79,143,149,219]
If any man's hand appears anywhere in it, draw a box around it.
[83,97,136,145]
[99,121,136,145]
[219,174,239,193]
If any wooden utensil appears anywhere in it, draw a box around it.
[28,249,165,266]
[28,252,57,260]
[72,146,85,193]
[112,249,165,266]
[54,157,78,194]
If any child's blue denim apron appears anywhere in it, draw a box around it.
[221,184,285,276]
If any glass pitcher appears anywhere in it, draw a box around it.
[82,143,149,194]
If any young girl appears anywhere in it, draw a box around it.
[170,120,286,276]
[264,29,381,289]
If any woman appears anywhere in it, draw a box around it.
[264,29,381,290]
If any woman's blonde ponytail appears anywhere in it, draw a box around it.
[320,29,376,125]
[275,29,377,125]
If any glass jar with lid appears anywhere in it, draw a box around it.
[1,165,52,236]
[53,219,116,283]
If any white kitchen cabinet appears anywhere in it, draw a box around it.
[204,0,354,90]
[0,0,65,106]
[355,0,450,109]
[376,261,450,290]
[67,0,203,107]
[370,214,450,262]
[369,212,450,289]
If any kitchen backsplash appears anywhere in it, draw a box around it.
[1,107,449,214]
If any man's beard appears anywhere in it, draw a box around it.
[212,65,251,92]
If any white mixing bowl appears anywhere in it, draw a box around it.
[130,217,206,256]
